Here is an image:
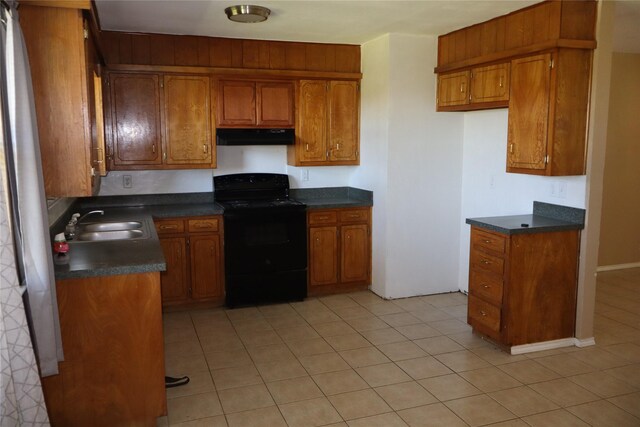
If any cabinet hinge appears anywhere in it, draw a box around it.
[549,59,554,69]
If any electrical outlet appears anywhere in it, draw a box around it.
[557,181,567,199]
[123,175,132,188]
[301,169,309,182]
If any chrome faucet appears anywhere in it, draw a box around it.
[77,210,104,224]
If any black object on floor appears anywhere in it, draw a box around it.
[165,376,190,388]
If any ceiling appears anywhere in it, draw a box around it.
[95,0,537,45]
[95,0,640,52]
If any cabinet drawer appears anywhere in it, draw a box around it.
[309,211,338,225]
[468,295,501,333]
[339,209,369,223]
[472,228,506,254]
[469,269,503,306]
[155,219,185,234]
[188,218,219,233]
[470,249,504,276]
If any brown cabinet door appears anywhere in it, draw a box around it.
[470,63,510,103]
[437,70,470,107]
[190,234,223,299]
[163,75,213,166]
[309,226,339,286]
[298,80,328,163]
[328,81,359,162]
[109,73,162,166]
[340,224,369,283]
[21,6,94,197]
[257,81,295,127]
[507,53,551,171]
[217,80,256,126]
[159,237,189,303]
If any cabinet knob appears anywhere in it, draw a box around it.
[480,310,487,317]
[483,239,491,244]
[160,225,177,230]
[482,284,490,289]
[480,259,491,265]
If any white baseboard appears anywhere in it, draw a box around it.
[574,337,596,347]
[597,262,640,272]
[510,337,595,355]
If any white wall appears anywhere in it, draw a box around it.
[352,34,390,296]
[354,33,465,298]
[99,145,359,195]
[457,110,588,291]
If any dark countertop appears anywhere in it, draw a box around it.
[52,187,373,280]
[466,202,585,235]
[53,205,224,280]
[291,187,373,209]
[54,211,165,280]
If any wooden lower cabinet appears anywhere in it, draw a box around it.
[308,208,371,296]
[42,272,166,426]
[155,216,224,306]
[467,226,580,347]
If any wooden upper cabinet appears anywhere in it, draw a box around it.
[257,82,295,127]
[217,80,256,126]
[328,81,359,162]
[105,71,216,170]
[470,63,510,104]
[438,64,509,111]
[289,79,360,166]
[507,54,550,172]
[297,80,328,163]
[216,79,295,128]
[20,6,102,197]
[108,73,162,166]
[507,49,591,176]
[437,71,470,108]
[163,75,213,166]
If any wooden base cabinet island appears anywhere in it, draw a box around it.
[466,213,583,350]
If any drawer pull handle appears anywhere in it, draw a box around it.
[195,223,213,228]
[317,216,329,220]
[348,214,360,218]
[482,284,490,289]
[483,239,492,244]
[160,225,178,230]
[480,259,491,265]
[480,310,487,317]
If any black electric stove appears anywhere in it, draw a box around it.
[214,173,307,307]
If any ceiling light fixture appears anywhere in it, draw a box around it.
[224,5,271,23]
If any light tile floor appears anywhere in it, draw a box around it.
[158,268,640,426]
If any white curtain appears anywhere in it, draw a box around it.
[0,4,49,423]
[3,1,63,378]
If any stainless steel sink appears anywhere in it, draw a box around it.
[82,221,143,232]
[76,229,146,241]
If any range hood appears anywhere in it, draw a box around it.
[216,128,295,146]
